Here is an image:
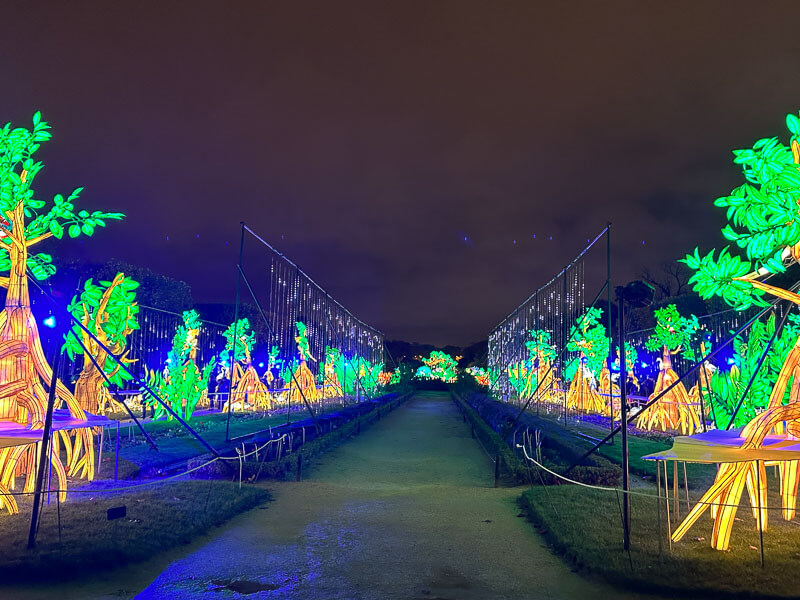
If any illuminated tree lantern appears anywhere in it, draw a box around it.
[524,329,558,403]
[564,307,608,414]
[321,346,344,398]
[264,345,280,387]
[636,305,701,434]
[65,273,140,415]
[419,351,459,383]
[0,113,124,513]
[222,318,270,411]
[664,110,800,550]
[466,366,490,386]
[377,370,392,387]
[288,321,320,404]
[142,310,215,421]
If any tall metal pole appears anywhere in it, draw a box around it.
[28,348,62,549]
[535,294,540,417]
[562,266,568,425]
[618,295,630,551]
[226,222,245,443]
[607,223,613,444]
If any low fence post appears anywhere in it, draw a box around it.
[296,452,302,482]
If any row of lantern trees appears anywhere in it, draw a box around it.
[0,112,394,514]
[66,276,390,422]
[474,302,798,436]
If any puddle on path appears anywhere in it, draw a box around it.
[209,578,282,594]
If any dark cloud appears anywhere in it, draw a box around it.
[2,1,800,345]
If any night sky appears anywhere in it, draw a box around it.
[2,1,800,346]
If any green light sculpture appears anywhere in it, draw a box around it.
[667,112,800,551]
[524,329,558,401]
[683,112,800,310]
[637,304,701,434]
[288,321,319,403]
[420,351,459,383]
[565,307,608,414]
[708,313,800,428]
[0,113,124,512]
[142,310,215,421]
[222,318,269,410]
[65,273,140,415]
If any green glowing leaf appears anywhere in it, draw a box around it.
[684,111,800,310]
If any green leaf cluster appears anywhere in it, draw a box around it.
[0,112,124,281]
[64,275,140,387]
[295,321,312,360]
[280,358,300,387]
[141,310,215,421]
[644,304,699,354]
[681,111,800,309]
[222,318,255,363]
[0,112,51,214]
[421,350,459,382]
[615,345,638,372]
[526,329,557,365]
[330,348,384,394]
[565,307,609,379]
[708,313,800,428]
[508,362,527,394]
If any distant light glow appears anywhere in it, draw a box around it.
[42,315,56,328]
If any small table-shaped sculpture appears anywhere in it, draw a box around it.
[643,401,800,551]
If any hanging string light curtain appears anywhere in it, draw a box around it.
[488,228,608,400]
[244,226,384,380]
[62,305,226,385]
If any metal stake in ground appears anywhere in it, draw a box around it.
[27,348,62,549]
[618,294,630,552]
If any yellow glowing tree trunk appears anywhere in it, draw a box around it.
[73,274,133,415]
[520,366,535,399]
[533,359,557,404]
[672,339,800,550]
[289,359,320,404]
[636,348,700,434]
[0,202,93,513]
[598,365,619,417]
[565,361,606,414]
[226,345,271,410]
[323,363,343,399]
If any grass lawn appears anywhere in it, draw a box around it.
[0,480,270,582]
[520,476,800,598]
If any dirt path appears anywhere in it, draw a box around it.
[4,392,653,599]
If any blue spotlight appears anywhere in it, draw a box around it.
[43,315,56,329]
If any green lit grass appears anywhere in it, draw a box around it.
[0,480,270,582]
[520,475,800,598]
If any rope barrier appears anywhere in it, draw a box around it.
[0,433,291,500]
[517,443,794,510]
